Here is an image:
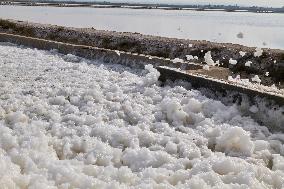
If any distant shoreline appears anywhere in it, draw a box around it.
[1,0,284,13]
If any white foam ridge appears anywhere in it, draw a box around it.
[0,43,283,189]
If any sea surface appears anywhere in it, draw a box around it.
[0,5,284,49]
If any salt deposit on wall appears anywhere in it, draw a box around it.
[0,43,283,188]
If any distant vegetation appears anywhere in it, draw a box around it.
[1,0,284,13]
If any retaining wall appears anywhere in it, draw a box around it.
[0,19,283,84]
[0,32,282,105]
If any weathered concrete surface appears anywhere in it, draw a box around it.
[0,19,283,87]
[158,66,284,106]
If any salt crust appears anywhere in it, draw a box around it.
[0,43,283,188]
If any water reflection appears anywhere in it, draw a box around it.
[0,5,284,49]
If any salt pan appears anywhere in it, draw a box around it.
[0,43,283,188]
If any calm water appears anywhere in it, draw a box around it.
[1,5,284,49]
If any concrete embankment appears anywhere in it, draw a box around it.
[0,19,283,86]
[0,19,283,107]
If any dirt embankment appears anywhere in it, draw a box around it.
[0,19,283,87]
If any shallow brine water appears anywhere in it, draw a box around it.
[0,5,284,49]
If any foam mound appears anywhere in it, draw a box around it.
[0,43,283,188]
